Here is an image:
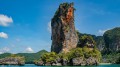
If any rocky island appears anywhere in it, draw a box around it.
[0,55,25,65]
[35,2,101,66]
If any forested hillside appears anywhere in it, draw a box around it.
[0,50,48,64]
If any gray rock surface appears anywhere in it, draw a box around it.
[0,57,25,65]
[72,57,83,66]
[51,2,78,53]
[85,57,98,65]
[35,60,44,66]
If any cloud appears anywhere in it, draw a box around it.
[0,47,10,54]
[47,21,51,33]
[24,47,34,53]
[98,29,109,36]
[0,32,8,38]
[0,52,3,54]
[0,14,13,26]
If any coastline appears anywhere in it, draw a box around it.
[99,63,112,65]
[0,63,120,67]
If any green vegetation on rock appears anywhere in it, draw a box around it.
[38,47,101,66]
[103,27,120,52]
[0,55,25,65]
[41,52,58,64]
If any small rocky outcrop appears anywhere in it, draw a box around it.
[0,57,25,65]
[35,60,44,66]
[71,57,98,66]
[85,57,98,65]
[61,59,68,66]
[77,35,95,49]
[51,2,78,53]
[71,57,83,66]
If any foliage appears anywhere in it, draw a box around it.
[0,53,11,59]
[53,2,70,19]
[76,30,106,54]
[76,27,120,54]
[0,50,48,64]
[103,27,120,52]
[0,54,25,64]
[76,27,120,64]
[102,53,120,63]
[70,48,84,58]
[41,52,58,64]
[58,52,69,60]
[82,46,101,62]
[58,48,84,60]
[41,47,101,63]
[17,50,48,64]
[116,56,120,64]
[76,31,96,48]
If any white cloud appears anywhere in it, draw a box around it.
[0,14,13,26]
[47,21,51,33]
[0,47,10,54]
[0,52,3,54]
[24,47,34,53]
[0,32,8,38]
[98,29,109,36]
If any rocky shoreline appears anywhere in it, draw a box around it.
[35,57,99,66]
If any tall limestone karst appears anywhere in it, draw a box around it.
[51,3,78,53]
[103,27,120,52]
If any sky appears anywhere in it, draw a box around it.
[0,0,120,54]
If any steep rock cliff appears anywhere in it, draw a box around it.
[103,27,120,52]
[51,3,78,53]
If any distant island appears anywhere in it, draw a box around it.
[0,50,48,65]
[0,2,120,66]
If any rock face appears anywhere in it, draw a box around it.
[85,57,98,65]
[72,57,83,66]
[71,57,98,66]
[95,36,105,51]
[35,60,44,66]
[103,27,120,52]
[51,3,78,53]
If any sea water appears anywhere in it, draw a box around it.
[0,64,120,67]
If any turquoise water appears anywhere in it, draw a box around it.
[0,64,120,67]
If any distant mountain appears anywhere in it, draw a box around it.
[76,27,120,63]
[77,27,120,53]
[103,27,120,52]
[0,50,48,64]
